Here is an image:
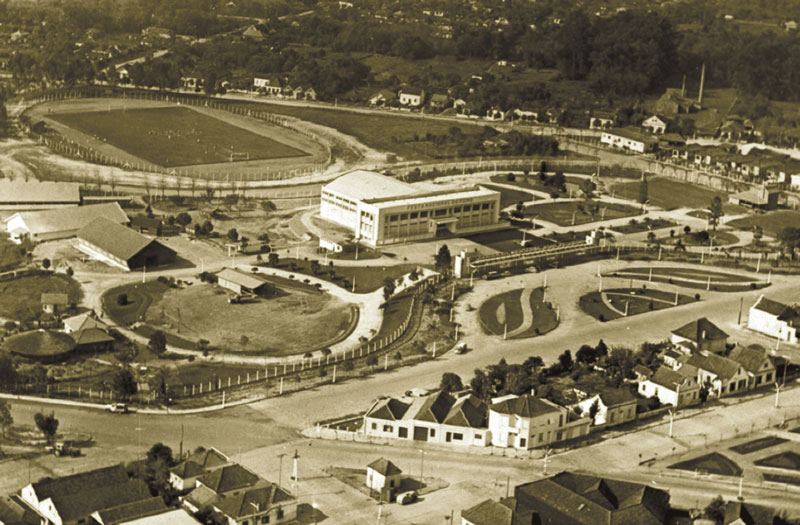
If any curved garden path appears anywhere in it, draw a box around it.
[506,287,535,338]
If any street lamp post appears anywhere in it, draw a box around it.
[419,449,425,488]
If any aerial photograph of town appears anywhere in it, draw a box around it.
[1,0,800,523]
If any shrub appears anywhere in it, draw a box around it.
[750,282,756,289]
[117,293,128,306]
[648,301,654,310]
[506,172,515,181]
[66,267,74,276]
[695,293,701,301]
[598,314,605,322]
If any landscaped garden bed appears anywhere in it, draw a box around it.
[604,266,767,292]
[612,218,678,235]
[729,436,788,455]
[522,200,641,227]
[478,287,557,338]
[669,453,743,476]
[755,451,800,471]
[579,287,696,322]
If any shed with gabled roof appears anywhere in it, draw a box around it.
[365,458,402,493]
[76,217,176,271]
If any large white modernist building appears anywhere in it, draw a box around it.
[319,170,502,247]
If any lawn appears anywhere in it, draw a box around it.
[50,106,308,167]
[729,437,788,455]
[612,218,678,235]
[481,183,538,209]
[102,280,171,326]
[465,229,551,252]
[669,453,743,476]
[373,292,415,342]
[478,287,557,338]
[604,266,766,292]
[755,451,800,471]
[579,288,696,322]
[0,274,83,323]
[274,259,422,293]
[609,177,733,211]
[523,201,641,227]
[144,283,356,355]
[728,210,800,237]
[0,235,26,272]
[489,173,585,197]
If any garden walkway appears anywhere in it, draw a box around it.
[506,287,534,338]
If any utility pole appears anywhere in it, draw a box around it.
[277,453,285,487]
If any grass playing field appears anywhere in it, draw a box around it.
[524,200,641,227]
[728,210,800,237]
[609,177,737,211]
[50,106,309,167]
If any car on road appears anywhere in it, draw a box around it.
[397,491,418,505]
[106,403,130,414]
[46,443,81,457]
[454,342,468,354]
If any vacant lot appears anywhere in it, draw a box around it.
[609,177,733,211]
[50,106,308,167]
[729,210,800,237]
[144,283,356,355]
[524,201,641,227]
[0,274,83,323]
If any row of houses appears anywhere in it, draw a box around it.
[252,77,317,100]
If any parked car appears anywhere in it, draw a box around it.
[455,342,468,354]
[46,443,81,457]
[106,403,130,414]
[397,491,418,505]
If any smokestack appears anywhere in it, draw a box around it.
[698,63,706,105]
[681,74,686,97]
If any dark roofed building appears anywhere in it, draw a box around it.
[130,215,163,236]
[671,317,728,353]
[365,397,410,421]
[491,394,560,419]
[76,217,176,271]
[216,268,271,296]
[169,447,231,491]
[462,498,514,525]
[723,500,778,525]
[41,293,69,315]
[92,496,168,524]
[213,485,297,525]
[196,464,261,495]
[0,494,43,525]
[365,458,402,494]
[637,365,700,407]
[70,328,114,353]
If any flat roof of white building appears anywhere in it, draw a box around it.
[371,187,499,209]
[323,170,421,201]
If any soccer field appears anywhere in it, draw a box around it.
[50,106,309,167]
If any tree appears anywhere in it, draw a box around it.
[551,171,566,191]
[588,399,600,422]
[440,372,463,393]
[0,400,12,438]
[176,212,192,227]
[777,227,800,260]
[148,330,167,357]
[684,225,691,235]
[752,225,763,245]
[66,267,74,277]
[704,496,726,524]
[227,228,239,242]
[42,258,51,270]
[576,344,597,364]
[707,196,724,231]
[434,244,452,274]
[558,350,573,372]
[201,220,214,235]
[580,178,596,198]
[117,293,128,306]
[268,252,279,266]
[113,368,138,400]
[382,277,396,302]
[34,411,59,445]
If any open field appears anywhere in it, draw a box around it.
[464,229,551,252]
[478,287,557,339]
[604,266,767,292]
[0,274,83,323]
[274,259,422,293]
[145,283,356,355]
[579,288,697,322]
[609,177,737,211]
[50,106,308,167]
[669,452,743,476]
[523,201,641,227]
[728,210,800,237]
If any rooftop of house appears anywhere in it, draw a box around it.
[0,494,40,525]
[597,389,637,407]
[367,458,402,477]
[365,397,411,421]
[752,295,799,321]
[213,484,295,519]
[323,170,421,202]
[647,366,693,391]
[31,464,128,501]
[671,317,728,343]
[728,345,772,375]
[3,203,128,235]
[686,352,742,381]
[216,268,268,290]
[171,448,230,479]
[490,394,561,418]
[461,498,514,525]
[198,464,261,495]
[0,180,81,204]
[50,479,152,523]
[63,313,107,333]
[70,328,114,346]
[77,217,168,262]
[723,500,775,525]
[93,496,168,525]
[603,127,659,144]
[399,86,424,96]
[130,215,162,229]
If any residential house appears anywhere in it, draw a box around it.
[460,498,513,525]
[723,500,778,524]
[130,215,163,236]
[428,93,449,110]
[671,317,729,353]
[573,389,637,427]
[3,203,129,244]
[642,115,671,135]
[70,328,114,354]
[41,294,69,315]
[20,464,153,525]
[599,128,658,153]
[365,458,402,493]
[488,394,590,450]
[368,90,396,106]
[292,86,304,100]
[0,181,81,211]
[728,345,776,389]
[90,497,169,524]
[169,447,231,492]
[215,268,271,296]
[253,76,282,95]
[748,295,800,344]
[305,87,317,101]
[589,111,615,130]
[785,20,799,31]
[485,107,505,121]
[181,75,202,90]
[637,365,700,407]
[183,465,262,513]
[211,485,296,525]
[76,217,177,271]
[512,108,538,122]
[684,351,750,397]
[0,493,45,525]
[363,391,489,447]
[398,87,425,107]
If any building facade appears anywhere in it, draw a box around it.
[600,128,658,153]
[320,171,502,247]
[748,295,800,344]
[488,394,590,450]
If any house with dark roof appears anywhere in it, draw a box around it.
[461,498,514,525]
[723,500,780,525]
[748,295,800,344]
[572,389,637,427]
[508,471,671,525]
[41,294,70,315]
[3,203,129,243]
[216,268,271,296]
[76,217,176,271]
[489,394,590,450]
[169,447,231,491]
[637,365,700,407]
[211,484,296,525]
[671,317,729,353]
[90,496,167,524]
[0,494,44,525]
[20,464,154,525]
[684,352,749,398]
[365,458,402,493]
[129,215,163,236]
[70,328,114,354]
[728,345,776,390]
[63,312,107,334]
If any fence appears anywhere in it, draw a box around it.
[383,157,599,179]
[19,86,333,182]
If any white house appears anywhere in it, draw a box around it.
[728,345,776,389]
[642,115,670,134]
[63,312,107,334]
[684,352,750,398]
[637,365,700,407]
[488,394,590,450]
[398,87,425,107]
[573,389,637,427]
[4,202,129,243]
[748,295,799,344]
[600,128,658,153]
[589,112,615,129]
[253,76,282,95]
[365,458,402,493]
